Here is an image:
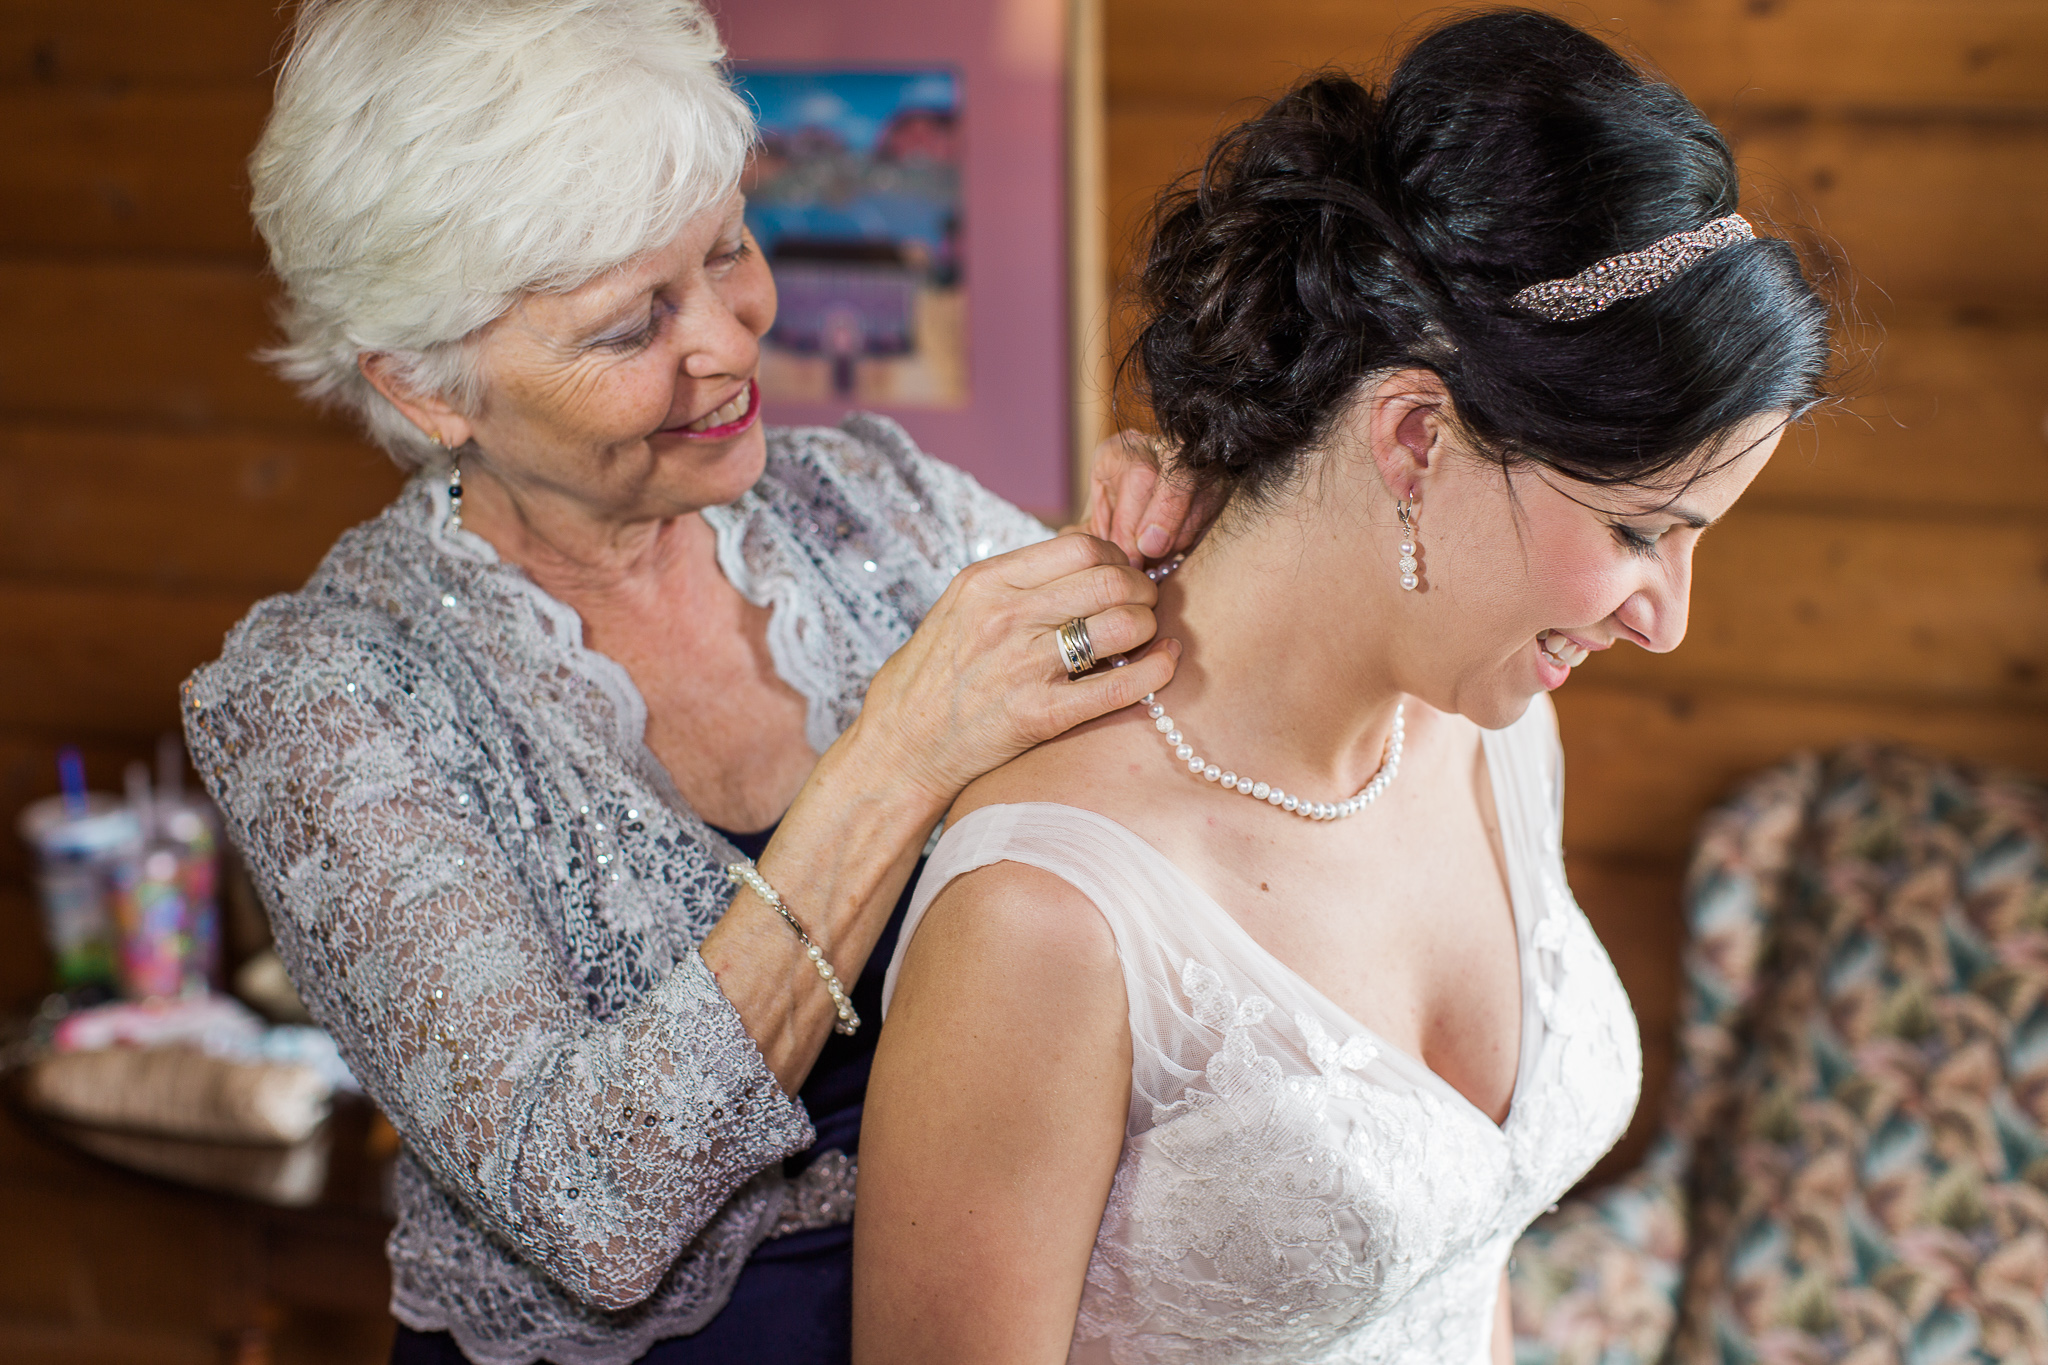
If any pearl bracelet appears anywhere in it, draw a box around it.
[724,861,862,1036]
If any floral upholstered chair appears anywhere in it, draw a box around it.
[1510,745,2048,1365]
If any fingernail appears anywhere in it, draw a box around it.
[1138,525,1169,558]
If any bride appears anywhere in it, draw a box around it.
[852,10,1830,1363]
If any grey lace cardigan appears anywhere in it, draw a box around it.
[182,416,1049,1365]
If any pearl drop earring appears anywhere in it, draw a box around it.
[1396,496,1419,591]
[423,426,464,533]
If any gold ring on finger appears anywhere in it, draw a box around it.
[1056,617,1097,678]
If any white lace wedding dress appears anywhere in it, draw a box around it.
[882,701,1640,1364]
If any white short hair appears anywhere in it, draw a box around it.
[251,0,756,469]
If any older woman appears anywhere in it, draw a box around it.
[180,2,1198,1364]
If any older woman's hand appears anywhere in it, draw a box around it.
[1072,431,1226,567]
[846,531,1178,813]
[709,531,1173,1093]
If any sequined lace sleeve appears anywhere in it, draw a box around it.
[183,606,814,1312]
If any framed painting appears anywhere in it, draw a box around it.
[719,0,1091,518]
[734,67,968,411]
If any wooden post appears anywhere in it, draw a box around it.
[1065,0,1109,523]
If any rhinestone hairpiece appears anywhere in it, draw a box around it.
[1510,214,1755,322]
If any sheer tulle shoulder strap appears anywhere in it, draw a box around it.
[1482,695,1565,865]
[884,802,1280,1130]
[883,802,1195,1018]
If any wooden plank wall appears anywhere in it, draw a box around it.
[2,3,401,1360]
[0,0,405,1011]
[1095,0,2048,1171]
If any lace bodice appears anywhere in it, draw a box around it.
[182,415,1048,1365]
[884,702,1640,1364]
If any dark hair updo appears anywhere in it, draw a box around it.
[1121,7,1833,506]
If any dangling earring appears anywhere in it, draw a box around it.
[423,427,463,531]
[1396,495,1419,591]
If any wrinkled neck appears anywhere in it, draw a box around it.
[456,460,711,606]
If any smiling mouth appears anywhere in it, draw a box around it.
[670,379,758,438]
[1537,630,1590,669]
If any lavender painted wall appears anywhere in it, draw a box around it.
[715,0,1071,513]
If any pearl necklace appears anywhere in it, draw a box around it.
[1141,692,1406,821]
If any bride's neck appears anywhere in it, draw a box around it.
[1155,487,1405,790]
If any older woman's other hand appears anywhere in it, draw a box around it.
[846,533,1179,813]
[1071,431,1224,568]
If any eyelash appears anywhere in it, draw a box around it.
[594,240,750,352]
[600,314,660,352]
[1612,523,1661,557]
[599,298,676,353]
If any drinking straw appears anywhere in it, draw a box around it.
[57,746,88,819]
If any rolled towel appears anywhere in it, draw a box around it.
[25,1045,331,1145]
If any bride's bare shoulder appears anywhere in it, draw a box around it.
[900,733,1140,1016]
[944,698,1156,828]
[902,702,1156,978]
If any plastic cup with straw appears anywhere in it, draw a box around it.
[15,747,138,991]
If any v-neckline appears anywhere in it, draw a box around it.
[1045,727,1538,1135]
